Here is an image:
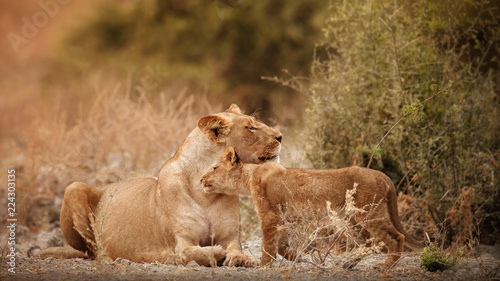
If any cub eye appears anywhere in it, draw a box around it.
[213,166,218,171]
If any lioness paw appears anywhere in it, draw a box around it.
[210,245,227,262]
[224,252,258,267]
[242,255,258,267]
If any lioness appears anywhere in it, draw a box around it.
[50,104,282,267]
[201,147,424,267]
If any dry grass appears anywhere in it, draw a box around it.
[238,182,425,269]
[256,184,386,268]
[0,78,220,229]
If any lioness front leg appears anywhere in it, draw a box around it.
[221,239,258,267]
[175,239,226,266]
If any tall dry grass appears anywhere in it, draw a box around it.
[0,80,220,229]
[273,185,386,268]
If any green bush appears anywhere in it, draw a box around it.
[305,0,499,245]
[420,243,461,272]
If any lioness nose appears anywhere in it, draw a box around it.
[276,135,282,143]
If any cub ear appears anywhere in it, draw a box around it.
[222,147,240,166]
[198,115,232,143]
[225,104,242,114]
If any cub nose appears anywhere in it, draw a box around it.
[275,135,282,143]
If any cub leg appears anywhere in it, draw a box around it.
[60,182,103,258]
[349,217,372,246]
[260,214,281,266]
[277,231,297,261]
[362,219,405,267]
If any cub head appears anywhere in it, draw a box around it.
[197,104,282,163]
[201,147,248,195]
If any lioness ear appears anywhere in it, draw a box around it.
[225,104,242,114]
[198,115,232,143]
[222,147,240,166]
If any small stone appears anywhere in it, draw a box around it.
[455,269,467,277]
[115,257,132,265]
[186,260,200,268]
[470,267,483,276]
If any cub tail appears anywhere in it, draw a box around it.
[384,176,425,251]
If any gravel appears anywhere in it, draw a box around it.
[2,238,499,281]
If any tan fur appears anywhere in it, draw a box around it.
[201,147,424,267]
[31,246,87,259]
[45,105,282,267]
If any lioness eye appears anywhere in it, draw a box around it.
[248,126,257,131]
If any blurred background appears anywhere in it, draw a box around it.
[0,0,499,251]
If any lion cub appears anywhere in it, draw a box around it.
[201,147,424,267]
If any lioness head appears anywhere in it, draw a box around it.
[201,147,248,195]
[198,104,282,163]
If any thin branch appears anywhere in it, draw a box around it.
[367,84,451,168]
[367,114,407,168]
[379,17,405,96]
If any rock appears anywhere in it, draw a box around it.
[25,195,61,229]
[37,228,64,248]
[455,268,468,277]
[470,267,484,277]
[115,257,133,265]
[28,246,42,257]
[142,263,158,272]
[478,244,500,259]
[186,260,200,268]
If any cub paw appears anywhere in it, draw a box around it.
[203,186,214,193]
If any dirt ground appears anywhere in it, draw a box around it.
[2,237,500,281]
